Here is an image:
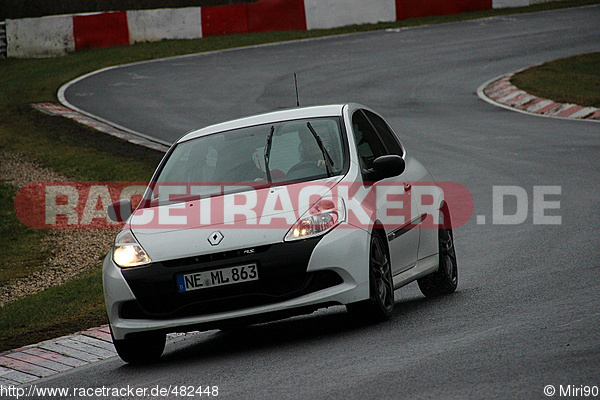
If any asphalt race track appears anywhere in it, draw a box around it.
[51,6,600,399]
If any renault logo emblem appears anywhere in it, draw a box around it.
[208,231,224,246]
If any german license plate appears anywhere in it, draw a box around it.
[177,264,258,292]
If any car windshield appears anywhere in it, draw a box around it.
[150,117,345,201]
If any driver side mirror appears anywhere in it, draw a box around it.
[108,199,133,223]
[365,155,406,182]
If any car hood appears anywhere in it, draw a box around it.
[128,178,340,262]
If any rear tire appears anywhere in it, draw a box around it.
[418,208,458,297]
[347,232,394,322]
[111,328,165,364]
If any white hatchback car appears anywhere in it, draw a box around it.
[104,103,458,363]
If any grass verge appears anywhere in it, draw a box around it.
[511,52,600,107]
[0,183,50,283]
[0,0,598,351]
[0,267,106,353]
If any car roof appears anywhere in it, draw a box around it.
[178,104,348,143]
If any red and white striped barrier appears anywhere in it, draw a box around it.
[5,0,543,58]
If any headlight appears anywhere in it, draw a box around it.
[285,197,346,241]
[112,230,151,268]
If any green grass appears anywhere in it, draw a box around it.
[0,0,599,351]
[0,106,164,182]
[0,183,50,284]
[0,267,107,352]
[511,52,600,107]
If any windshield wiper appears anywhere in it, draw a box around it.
[264,125,275,184]
[306,122,335,177]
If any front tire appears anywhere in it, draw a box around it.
[111,328,166,364]
[347,232,394,322]
[418,208,458,297]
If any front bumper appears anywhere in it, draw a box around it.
[103,226,370,340]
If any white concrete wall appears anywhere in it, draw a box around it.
[493,0,555,8]
[6,15,74,58]
[493,0,529,8]
[127,7,202,43]
[304,0,396,30]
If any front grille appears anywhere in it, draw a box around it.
[121,237,325,316]
[162,245,271,268]
[120,270,343,320]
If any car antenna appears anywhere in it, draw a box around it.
[294,73,300,107]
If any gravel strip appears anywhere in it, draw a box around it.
[0,152,115,307]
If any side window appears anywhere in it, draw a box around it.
[352,110,387,169]
[364,110,404,157]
